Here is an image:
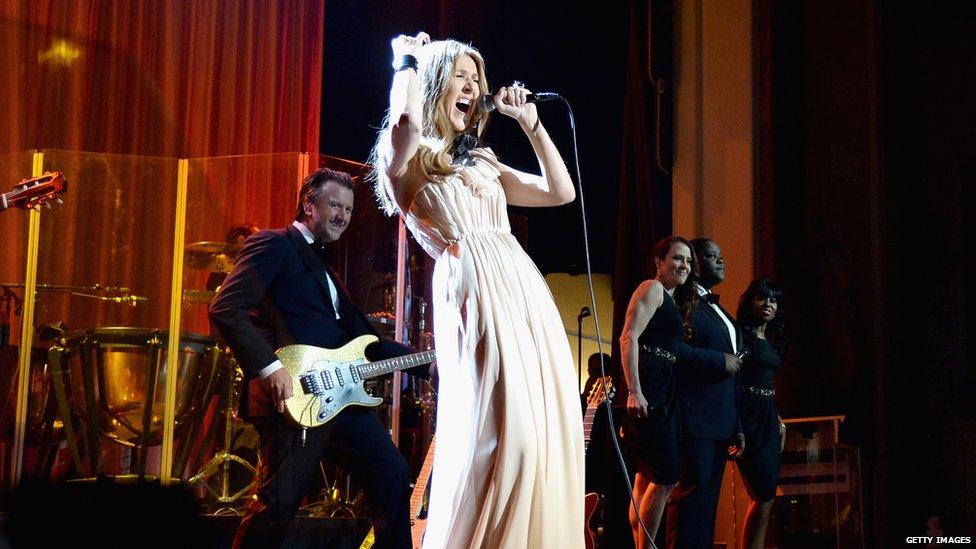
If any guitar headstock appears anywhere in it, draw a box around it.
[5,172,67,210]
[586,376,615,408]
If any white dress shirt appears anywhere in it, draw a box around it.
[696,283,738,354]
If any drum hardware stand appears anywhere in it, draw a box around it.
[187,356,258,515]
[299,463,369,518]
[0,282,146,306]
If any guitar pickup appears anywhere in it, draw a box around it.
[335,368,344,386]
[320,370,334,390]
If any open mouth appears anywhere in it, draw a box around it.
[456,98,471,113]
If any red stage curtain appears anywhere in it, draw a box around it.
[0,0,324,157]
[0,2,323,484]
[0,1,322,353]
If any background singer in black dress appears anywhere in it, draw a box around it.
[735,277,786,549]
[620,236,698,548]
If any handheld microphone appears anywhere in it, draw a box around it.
[479,91,561,112]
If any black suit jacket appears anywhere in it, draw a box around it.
[674,297,743,440]
[209,225,416,418]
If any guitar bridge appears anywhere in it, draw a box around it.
[299,373,324,395]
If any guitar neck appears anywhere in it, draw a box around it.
[356,350,437,380]
[410,438,436,518]
[583,406,598,451]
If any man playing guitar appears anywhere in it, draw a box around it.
[210,168,428,549]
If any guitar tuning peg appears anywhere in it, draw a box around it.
[44,202,52,209]
[56,197,63,204]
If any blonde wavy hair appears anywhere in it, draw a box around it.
[369,39,491,215]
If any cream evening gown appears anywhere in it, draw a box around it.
[404,148,584,549]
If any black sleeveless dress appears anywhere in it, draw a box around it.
[737,334,783,502]
[622,288,683,484]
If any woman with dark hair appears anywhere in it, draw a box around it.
[369,32,582,547]
[619,236,698,548]
[735,277,787,549]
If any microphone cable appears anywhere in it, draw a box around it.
[553,95,657,547]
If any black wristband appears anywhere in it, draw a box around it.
[394,54,418,72]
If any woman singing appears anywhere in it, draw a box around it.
[619,236,698,549]
[735,277,786,549]
[369,32,583,548]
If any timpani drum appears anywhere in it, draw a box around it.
[49,327,221,477]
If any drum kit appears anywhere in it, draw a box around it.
[2,236,431,516]
[0,239,256,510]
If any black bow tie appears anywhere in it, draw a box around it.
[451,133,480,165]
[311,241,333,265]
[702,292,720,305]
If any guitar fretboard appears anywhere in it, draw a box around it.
[583,406,598,451]
[356,350,437,380]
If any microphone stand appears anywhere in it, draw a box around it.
[577,316,583,389]
[576,306,591,390]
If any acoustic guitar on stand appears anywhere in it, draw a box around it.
[1,172,67,212]
[583,376,615,549]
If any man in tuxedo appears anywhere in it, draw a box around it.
[210,168,423,549]
[667,238,745,548]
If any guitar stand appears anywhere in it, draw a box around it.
[187,358,258,515]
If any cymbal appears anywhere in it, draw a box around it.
[184,241,241,272]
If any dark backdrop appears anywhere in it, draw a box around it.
[320,0,629,276]
[320,0,976,545]
[754,0,976,544]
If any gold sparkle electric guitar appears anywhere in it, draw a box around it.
[277,334,436,429]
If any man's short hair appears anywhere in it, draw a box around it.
[295,168,355,222]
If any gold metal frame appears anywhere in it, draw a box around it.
[10,151,44,483]
[6,150,408,487]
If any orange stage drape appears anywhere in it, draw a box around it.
[0,0,324,157]
[0,1,324,485]
[0,1,324,333]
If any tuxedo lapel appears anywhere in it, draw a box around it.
[286,225,337,317]
[323,260,383,338]
[699,299,736,352]
[715,301,742,350]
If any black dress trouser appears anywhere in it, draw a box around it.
[234,407,412,549]
[666,436,730,549]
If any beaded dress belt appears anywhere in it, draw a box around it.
[743,386,775,397]
[639,344,676,364]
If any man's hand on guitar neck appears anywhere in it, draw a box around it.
[264,368,295,413]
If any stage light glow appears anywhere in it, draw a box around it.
[38,39,82,67]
